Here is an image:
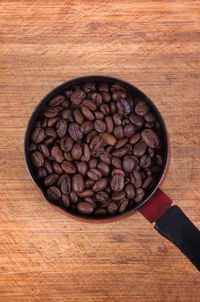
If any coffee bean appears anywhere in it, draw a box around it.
[141,129,160,148]
[112,147,128,157]
[133,141,147,157]
[123,157,136,173]
[98,82,109,92]
[60,137,74,152]
[94,208,107,215]
[88,158,97,169]
[112,90,127,101]
[44,107,59,118]
[97,162,110,176]
[96,191,109,203]
[49,95,65,107]
[124,124,135,137]
[113,125,124,139]
[38,144,49,158]
[70,192,79,204]
[61,176,71,194]
[113,113,122,125]
[37,167,47,179]
[82,99,97,111]
[85,179,95,188]
[61,109,72,120]
[81,105,95,121]
[116,99,130,116]
[142,176,153,189]
[83,82,96,93]
[52,161,63,174]
[73,109,84,124]
[94,120,106,133]
[119,198,129,212]
[44,173,59,186]
[131,171,142,189]
[61,100,70,108]
[92,178,108,192]
[140,154,151,168]
[87,169,102,181]
[31,151,44,167]
[101,92,111,103]
[47,186,61,201]
[47,117,61,127]
[99,152,111,164]
[90,92,103,106]
[144,112,156,122]
[77,202,94,215]
[77,161,88,176]
[129,113,144,127]
[51,145,64,163]
[29,143,37,152]
[81,143,91,161]
[61,161,77,174]
[71,89,85,105]
[135,101,149,116]
[104,116,113,133]
[111,169,125,177]
[115,138,128,149]
[100,104,110,115]
[86,130,97,144]
[45,127,57,138]
[124,184,135,199]
[56,120,67,137]
[68,122,83,141]
[100,133,116,146]
[64,152,73,161]
[44,160,53,174]
[156,154,163,166]
[31,128,45,144]
[72,174,84,193]
[110,101,116,113]
[71,143,82,160]
[107,202,118,214]
[84,197,96,206]
[129,133,141,145]
[111,157,122,169]
[111,174,124,192]
[112,191,126,200]
[135,188,145,202]
[61,194,70,208]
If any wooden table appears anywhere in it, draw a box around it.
[0,0,200,301]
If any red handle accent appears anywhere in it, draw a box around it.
[138,189,172,223]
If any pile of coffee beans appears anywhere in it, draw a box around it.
[29,81,164,216]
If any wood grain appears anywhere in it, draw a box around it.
[0,0,200,301]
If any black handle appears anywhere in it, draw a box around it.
[155,205,200,271]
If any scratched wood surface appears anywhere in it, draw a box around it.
[0,0,200,301]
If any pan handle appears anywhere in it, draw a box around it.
[139,189,200,271]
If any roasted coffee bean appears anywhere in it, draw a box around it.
[44,174,59,186]
[47,117,61,127]
[44,160,53,174]
[77,161,88,176]
[145,122,154,128]
[113,125,124,139]
[81,105,95,121]
[119,198,129,212]
[124,183,135,199]
[71,89,85,105]
[142,176,153,189]
[115,138,128,149]
[131,171,142,189]
[101,92,111,103]
[116,98,130,116]
[99,152,111,164]
[37,167,47,179]
[52,161,63,174]
[81,143,91,161]
[112,90,127,101]
[111,169,125,177]
[38,144,49,158]
[94,111,104,120]
[94,120,106,133]
[124,124,135,137]
[141,129,160,148]
[96,191,109,203]
[78,190,94,197]
[111,157,122,169]
[49,95,65,107]
[61,109,72,120]
[107,202,118,214]
[71,143,82,160]
[39,118,47,129]
[56,119,67,137]
[84,197,96,206]
[87,169,102,181]
[61,99,70,108]
[100,133,116,146]
[113,113,122,125]
[88,158,97,169]
[31,151,44,167]
[97,161,110,176]
[61,161,77,174]
[92,178,108,192]
[100,104,110,115]
[140,154,151,168]
[29,143,37,152]
[133,141,147,157]
[83,82,96,93]
[110,101,116,113]
[105,116,114,133]
[65,88,73,98]
[90,92,103,106]
[68,122,83,141]
[31,128,45,144]
[86,130,97,144]
[73,109,84,124]
[111,84,125,92]
[45,127,57,138]
[127,96,135,111]
[129,113,144,127]
[85,179,95,188]
[64,152,73,161]
[144,112,156,122]
[70,192,79,204]
[129,134,141,147]
[47,186,61,201]
[112,147,128,157]
[135,188,145,202]
[77,202,94,215]
[111,174,124,192]
[123,157,136,173]
[72,174,84,193]
[44,107,59,118]
[94,208,107,215]
[145,168,152,177]
[135,100,149,116]
[112,191,126,200]
[60,137,74,152]
[51,145,64,163]
[82,99,97,111]
[61,194,70,208]
[98,82,109,92]
[156,154,163,166]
